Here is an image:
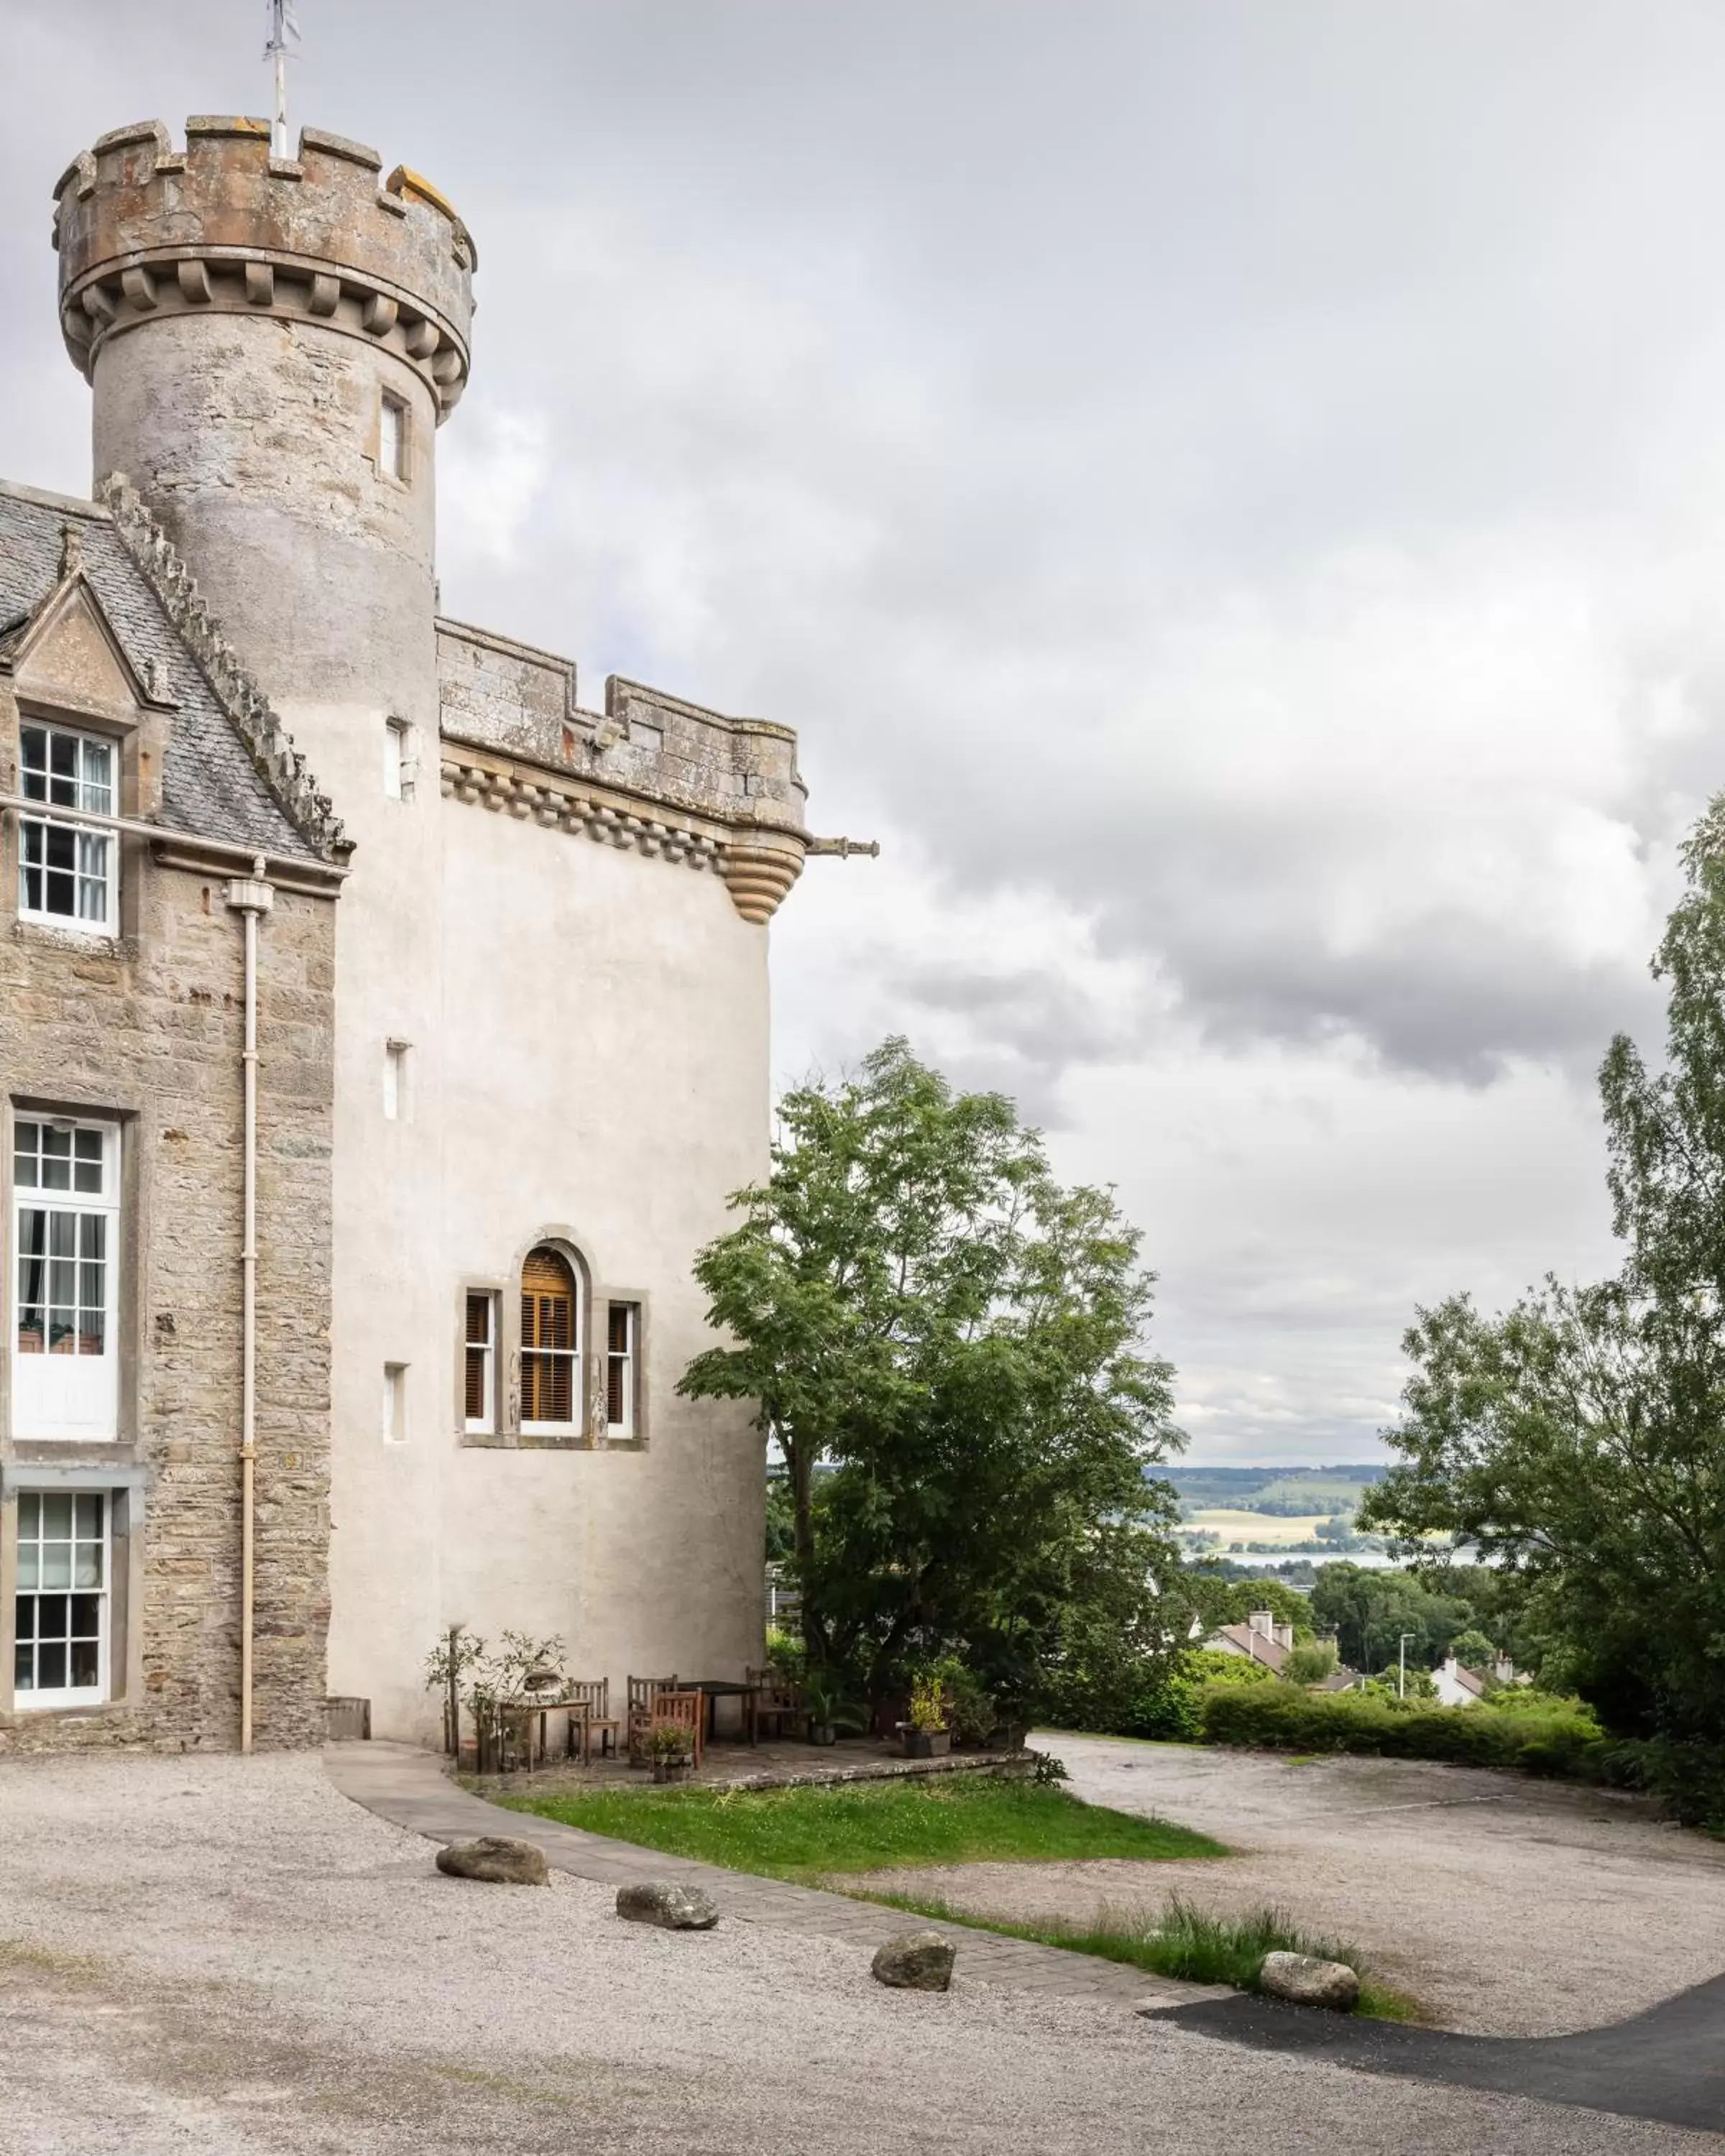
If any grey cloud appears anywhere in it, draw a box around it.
[5,1,1714,1457]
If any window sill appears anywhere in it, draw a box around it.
[10,918,132,961]
[1,1697,127,1723]
[457,1432,644,1452]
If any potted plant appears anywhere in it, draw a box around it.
[648,1725,695,1784]
[801,1671,864,1746]
[898,1672,952,1759]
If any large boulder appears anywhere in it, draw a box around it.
[871,1930,957,1992]
[436,1835,549,1886]
[1259,1950,1360,2011]
[615,1881,719,1931]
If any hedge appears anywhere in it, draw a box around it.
[1195,1682,1606,1777]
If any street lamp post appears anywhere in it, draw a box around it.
[1398,1631,1417,1701]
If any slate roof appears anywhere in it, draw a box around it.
[1212,1622,1289,1672]
[0,480,329,862]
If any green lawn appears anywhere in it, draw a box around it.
[496,1774,1224,1884]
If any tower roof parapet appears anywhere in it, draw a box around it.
[52,119,476,420]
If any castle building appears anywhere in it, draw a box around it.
[0,116,856,1751]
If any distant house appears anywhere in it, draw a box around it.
[1433,1653,1518,1708]
[1208,1610,1295,1674]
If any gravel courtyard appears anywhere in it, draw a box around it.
[847,1733,1725,2036]
[0,1749,1718,2153]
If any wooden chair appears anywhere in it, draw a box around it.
[562,1677,621,1766]
[649,1687,705,1772]
[748,1670,807,1744]
[626,1674,681,1765]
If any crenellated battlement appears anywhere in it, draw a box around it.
[52,119,475,418]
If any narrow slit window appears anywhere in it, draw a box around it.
[383,1363,408,1445]
[383,718,409,801]
[521,1247,579,1435]
[383,1041,410,1122]
[606,1302,638,1439]
[380,393,408,482]
[464,1292,496,1435]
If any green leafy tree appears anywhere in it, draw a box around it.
[1182,1574,1310,1636]
[681,1039,1184,1717]
[1448,1628,1498,1674]
[1282,1639,1339,1686]
[1307,1562,1471,1674]
[1362,801,1725,1746]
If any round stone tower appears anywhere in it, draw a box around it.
[52,115,474,714]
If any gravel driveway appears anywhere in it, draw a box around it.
[1,1749,1719,2152]
[846,1734,1725,2037]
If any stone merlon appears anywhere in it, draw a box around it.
[53,119,475,418]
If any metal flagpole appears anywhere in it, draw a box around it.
[264,0,302,160]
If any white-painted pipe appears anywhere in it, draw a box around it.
[226,860,275,1754]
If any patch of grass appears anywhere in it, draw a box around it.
[497,1774,1225,1884]
[857,1889,1421,2023]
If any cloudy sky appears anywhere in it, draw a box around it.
[9,2,1724,1462]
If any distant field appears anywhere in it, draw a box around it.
[1182,1508,1338,1546]
[1162,1465,1383,1516]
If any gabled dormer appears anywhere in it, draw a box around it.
[0,522,180,941]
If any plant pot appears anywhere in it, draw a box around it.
[901,1728,951,1759]
[809,1723,837,1746]
[652,1759,693,1784]
[985,1724,1030,1752]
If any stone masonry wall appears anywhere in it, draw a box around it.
[0,764,336,1753]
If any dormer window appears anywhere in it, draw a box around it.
[18,722,116,932]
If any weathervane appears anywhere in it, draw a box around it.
[264,0,302,160]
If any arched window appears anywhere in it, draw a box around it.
[521,1245,580,1434]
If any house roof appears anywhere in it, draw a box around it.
[1450,1664,1487,1697]
[0,479,340,865]
[1213,1623,1289,1673]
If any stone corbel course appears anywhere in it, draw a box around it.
[52,119,474,420]
[438,750,806,923]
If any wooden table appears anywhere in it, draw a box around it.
[686,1679,754,1743]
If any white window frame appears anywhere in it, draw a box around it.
[17,720,119,934]
[605,1301,637,1439]
[11,1115,121,1442]
[521,1250,582,1439]
[464,1291,497,1436]
[13,1487,111,1710]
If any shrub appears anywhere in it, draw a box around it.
[1281,1641,1338,1687]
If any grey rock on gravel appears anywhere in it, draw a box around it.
[436,1835,549,1885]
[617,1881,720,1930]
[1259,1951,1360,2010]
[872,1930,957,1991]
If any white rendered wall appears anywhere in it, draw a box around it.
[332,814,770,1740]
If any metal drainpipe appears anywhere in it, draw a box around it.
[226,858,275,1753]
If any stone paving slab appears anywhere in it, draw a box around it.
[325,1740,1220,2010]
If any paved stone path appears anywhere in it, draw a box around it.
[324,1740,1218,2009]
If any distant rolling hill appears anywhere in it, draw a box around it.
[1159,1463,1386,1516]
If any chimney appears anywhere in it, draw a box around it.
[1248,1610,1274,1639]
[1495,1654,1514,1685]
